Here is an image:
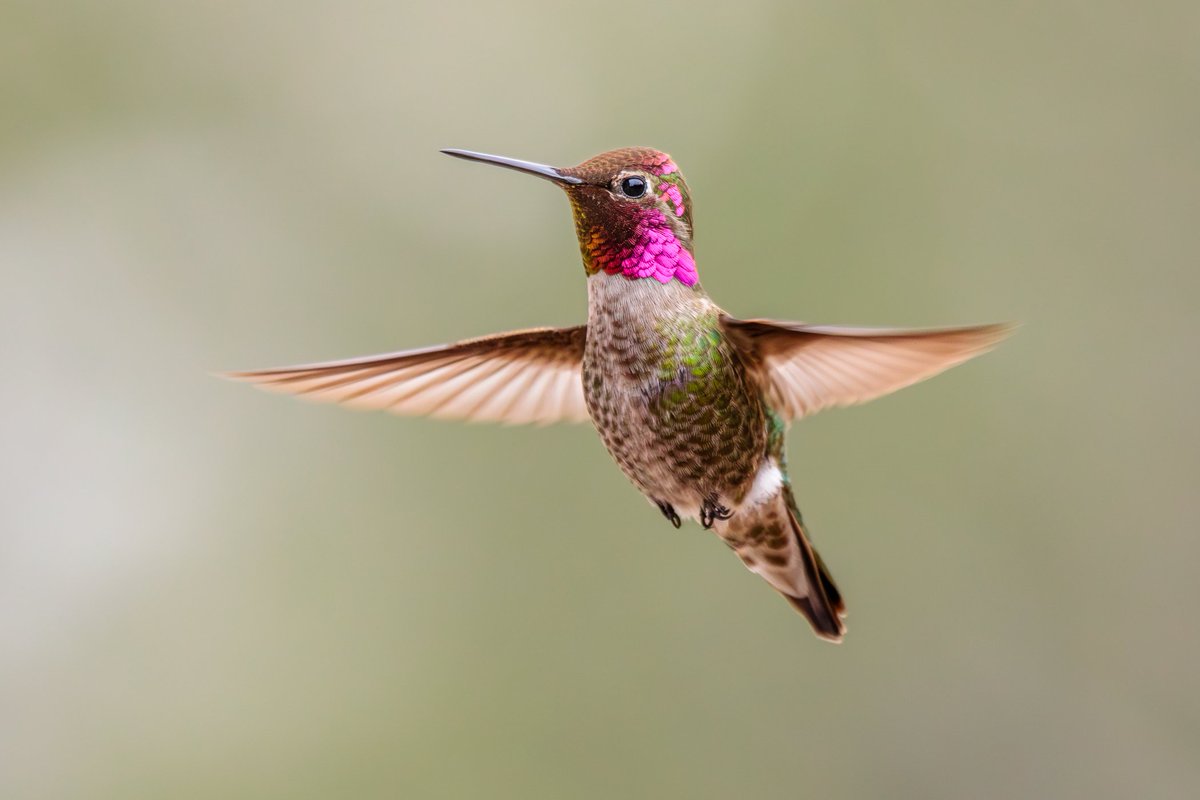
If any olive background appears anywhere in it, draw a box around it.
[3,2,1198,798]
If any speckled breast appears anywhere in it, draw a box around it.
[582,275,767,510]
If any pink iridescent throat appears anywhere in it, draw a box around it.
[592,208,697,287]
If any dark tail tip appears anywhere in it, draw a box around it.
[785,592,846,643]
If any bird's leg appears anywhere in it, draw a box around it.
[700,494,733,529]
[656,500,682,529]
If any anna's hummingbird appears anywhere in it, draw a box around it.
[230,147,1009,642]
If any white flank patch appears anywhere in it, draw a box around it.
[742,460,783,509]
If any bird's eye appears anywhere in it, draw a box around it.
[618,175,647,198]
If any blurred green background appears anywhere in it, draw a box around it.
[3,2,1198,798]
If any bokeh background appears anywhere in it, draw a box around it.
[3,2,1198,798]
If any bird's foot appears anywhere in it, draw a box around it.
[656,500,682,529]
[700,495,733,529]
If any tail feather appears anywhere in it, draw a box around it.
[781,512,845,642]
[726,489,846,642]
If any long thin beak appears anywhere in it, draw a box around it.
[441,149,583,185]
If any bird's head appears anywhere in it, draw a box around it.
[443,147,698,287]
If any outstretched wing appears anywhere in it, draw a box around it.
[723,317,1012,420]
[225,326,589,425]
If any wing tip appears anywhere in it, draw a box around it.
[216,369,263,382]
[969,320,1019,345]
[939,320,1017,357]
[216,367,300,386]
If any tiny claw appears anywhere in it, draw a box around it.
[656,500,682,529]
[700,495,733,529]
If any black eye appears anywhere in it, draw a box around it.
[619,176,647,198]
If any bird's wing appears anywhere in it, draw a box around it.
[722,316,1012,420]
[225,326,590,425]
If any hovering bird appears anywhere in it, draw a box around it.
[228,147,1009,642]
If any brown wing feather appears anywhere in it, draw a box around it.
[225,326,589,425]
[723,317,1012,420]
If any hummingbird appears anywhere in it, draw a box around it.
[228,147,1009,642]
